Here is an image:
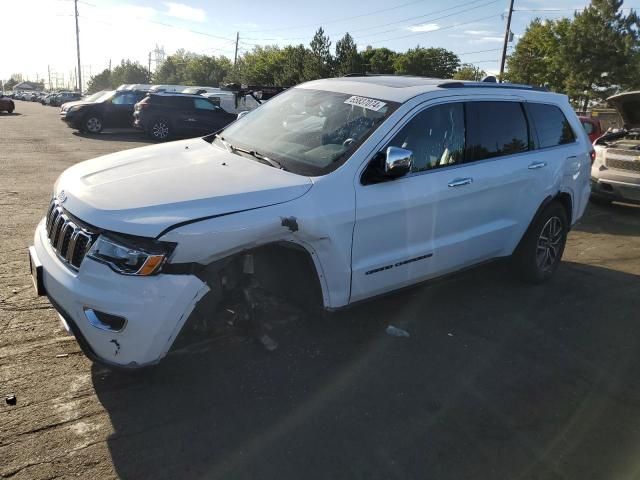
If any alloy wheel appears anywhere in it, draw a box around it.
[536,216,563,272]
[152,121,169,140]
[86,117,102,133]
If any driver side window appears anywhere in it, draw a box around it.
[389,103,465,173]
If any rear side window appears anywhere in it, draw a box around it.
[465,101,530,161]
[581,120,594,134]
[194,98,218,111]
[528,103,575,148]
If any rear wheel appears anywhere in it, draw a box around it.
[513,202,568,284]
[149,118,171,141]
[84,115,103,134]
[8,105,14,114]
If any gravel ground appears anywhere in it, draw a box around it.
[1,101,640,480]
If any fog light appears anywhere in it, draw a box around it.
[84,308,127,332]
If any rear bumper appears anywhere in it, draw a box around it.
[32,219,210,368]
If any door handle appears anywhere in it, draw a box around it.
[528,161,547,170]
[186,118,197,122]
[448,177,473,187]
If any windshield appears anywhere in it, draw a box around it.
[217,88,398,176]
[93,90,116,103]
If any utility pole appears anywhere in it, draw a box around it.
[499,0,515,82]
[148,51,152,78]
[108,59,111,72]
[74,0,82,93]
[48,65,51,91]
[234,32,239,66]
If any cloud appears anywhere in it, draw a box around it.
[407,23,440,33]
[469,36,504,43]
[163,2,207,23]
[464,30,496,36]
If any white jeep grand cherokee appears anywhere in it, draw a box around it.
[29,76,592,368]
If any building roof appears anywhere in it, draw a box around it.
[14,81,43,91]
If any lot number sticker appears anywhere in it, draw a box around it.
[344,96,387,111]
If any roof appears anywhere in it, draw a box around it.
[298,75,551,103]
[149,92,208,98]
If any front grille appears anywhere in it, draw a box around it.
[606,157,640,173]
[45,200,97,270]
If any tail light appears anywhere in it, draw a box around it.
[590,148,596,165]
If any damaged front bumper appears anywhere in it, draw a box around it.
[32,219,210,368]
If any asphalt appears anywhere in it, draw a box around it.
[1,101,640,480]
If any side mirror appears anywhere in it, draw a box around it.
[384,146,413,178]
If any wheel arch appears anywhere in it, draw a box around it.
[515,191,573,252]
[169,239,330,313]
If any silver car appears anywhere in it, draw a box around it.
[592,91,640,205]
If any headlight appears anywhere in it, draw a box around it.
[87,235,174,276]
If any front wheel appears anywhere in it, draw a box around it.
[149,118,171,141]
[513,202,568,284]
[84,115,103,134]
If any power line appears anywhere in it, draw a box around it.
[242,0,433,33]
[242,0,503,43]
[245,0,499,40]
[367,12,504,45]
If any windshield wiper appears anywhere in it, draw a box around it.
[215,135,286,171]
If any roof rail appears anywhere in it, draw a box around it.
[438,81,548,92]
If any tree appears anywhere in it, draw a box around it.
[3,74,23,90]
[563,0,640,109]
[86,69,112,93]
[335,33,360,76]
[360,47,398,74]
[505,18,569,90]
[453,64,486,81]
[186,55,232,86]
[273,45,309,86]
[394,47,460,78]
[154,50,193,84]
[305,27,333,80]
[110,60,150,87]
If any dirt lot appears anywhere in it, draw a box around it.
[1,101,640,480]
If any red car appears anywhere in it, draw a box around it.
[579,116,603,143]
[0,94,15,113]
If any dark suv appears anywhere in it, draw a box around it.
[60,90,148,134]
[133,93,237,141]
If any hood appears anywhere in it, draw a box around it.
[607,91,640,128]
[56,138,313,238]
[61,100,93,111]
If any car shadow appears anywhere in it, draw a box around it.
[0,112,22,116]
[93,261,640,480]
[573,202,640,236]
[72,130,151,143]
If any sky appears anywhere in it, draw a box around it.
[2,0,639,89]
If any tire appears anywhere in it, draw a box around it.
[84,115,103,134]
[513,201,568,284]
[8,107,14,114]
[149,118,171,141]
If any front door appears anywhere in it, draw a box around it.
[350,98,541,302]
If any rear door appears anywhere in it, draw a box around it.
[192,98,236,133]
[107,92,140,128]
